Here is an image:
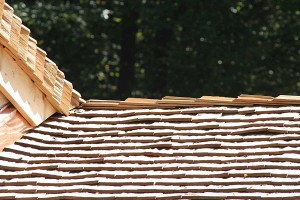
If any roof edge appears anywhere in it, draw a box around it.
[82,94,300,110]
[0,1,84,117]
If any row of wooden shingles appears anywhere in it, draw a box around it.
[82,94,300,110]
[0,1,83,115]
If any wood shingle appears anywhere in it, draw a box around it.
[2,102,300,199]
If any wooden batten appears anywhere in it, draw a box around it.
[0,47,56,126]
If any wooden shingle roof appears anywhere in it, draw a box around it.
[2,95,300,199]
[2,1,300,199]
[0,1,84,126]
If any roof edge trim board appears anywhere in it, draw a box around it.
[0,1,83,117]
[0,46,56,126]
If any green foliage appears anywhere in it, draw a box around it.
[11,0,300,99]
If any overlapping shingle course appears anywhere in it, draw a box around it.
[2,97,300,199]
[82,94,300,110]
[2,0,300,198]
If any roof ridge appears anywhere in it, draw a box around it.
[81,94,300,110]
[0,1,84,115]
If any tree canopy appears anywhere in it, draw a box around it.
[11,0,300,100]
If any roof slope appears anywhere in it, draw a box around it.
[0,1,83,117]
[0,104,31,151]
[1,96,300,199]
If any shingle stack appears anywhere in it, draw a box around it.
[1,95,300,199]
[0,1,84,115]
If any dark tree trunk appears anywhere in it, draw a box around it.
[117,6,138,99]
[149,28,172,97]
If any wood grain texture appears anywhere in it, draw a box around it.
[0,105,31,152]
[1,104,300,198]
[0,47,56,126]
[0,1,82,120]
[0,91,8,109]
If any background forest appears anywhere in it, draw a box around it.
[10,0,300,100]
